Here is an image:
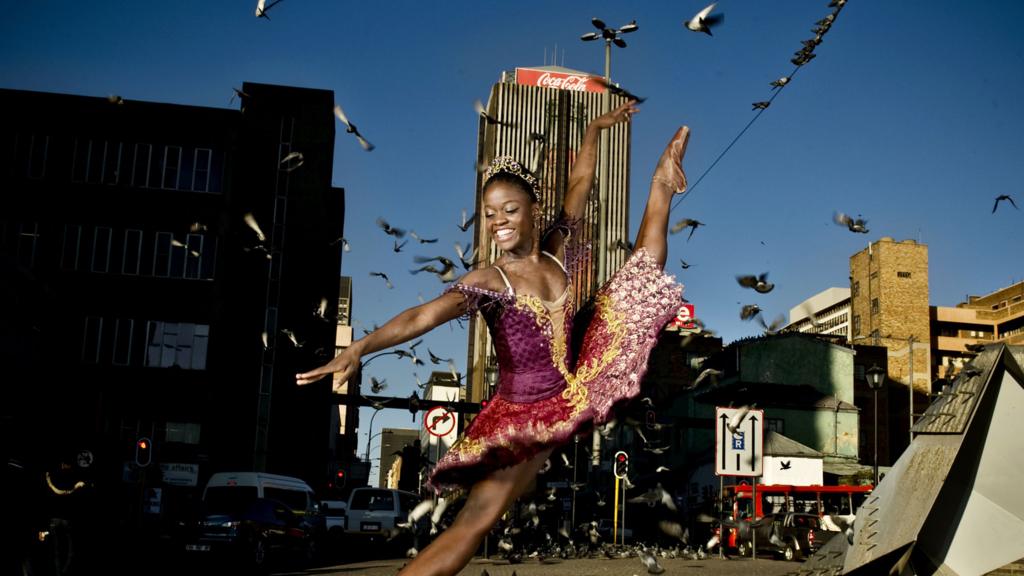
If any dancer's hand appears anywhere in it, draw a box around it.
[296,346,360,389]
[591,100,640,130]
[652,126,690,194]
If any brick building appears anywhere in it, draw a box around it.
[849,237,931,395]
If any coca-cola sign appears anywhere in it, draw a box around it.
[515,68,604,93]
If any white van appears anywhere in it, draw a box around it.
[345,487,422,537]
[202,472,320,518]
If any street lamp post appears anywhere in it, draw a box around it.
[581,17,637,288]
[364,408,383,463]
[866,364,886,486]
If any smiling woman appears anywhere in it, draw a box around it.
[297,99,691,575]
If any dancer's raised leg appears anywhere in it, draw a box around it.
[398,448,553,576]
[634,126,690,269]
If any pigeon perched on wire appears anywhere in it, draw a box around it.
[685,2,724,35]
[752,101,771,110]
[770,76,790,89]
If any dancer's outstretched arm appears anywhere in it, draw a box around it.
[295,289,466,388]
[547,101,639,257]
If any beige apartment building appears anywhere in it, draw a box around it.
[932,281,1024,379]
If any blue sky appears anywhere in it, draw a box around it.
[5,1,1022,483]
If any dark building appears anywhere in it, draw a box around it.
[1,83,347,541]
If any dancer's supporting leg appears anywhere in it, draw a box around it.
[634,126,690,269]
[398,448,554,576]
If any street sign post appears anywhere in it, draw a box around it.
[423,406,456,438]
[715,407,764,477]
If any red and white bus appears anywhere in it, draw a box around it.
[717,483,873,549]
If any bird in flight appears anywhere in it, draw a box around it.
[411,256,457,282]
[740,304,762,321]
[279,151,304,172]
[376,217,406,238]
[370,271,393,289]
[409,231,438,244]
[474,99,514,127]
[737,272,774,294]
[593,78,646,103]
[834,211,869,233]
[993,194,1018,213]
[457,209,476,232]
[685,3,724,35]
[757,313,786,335]
[780,460,792,470]
[242,212,267,243]
[669,218,704,241]
[393,239,408,253]
[333,103,375,151]
[454,242,480,270]
[679,259,693,269]
[255,0,285,19]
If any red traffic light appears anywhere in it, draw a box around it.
[336,469,345,479]
[137,439,149,450]
[616,453,627,462]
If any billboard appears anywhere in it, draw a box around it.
[515,67,605,93]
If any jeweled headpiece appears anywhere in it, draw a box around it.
[484,156,540,201]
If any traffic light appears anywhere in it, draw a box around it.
[135,437,152,468]
[613,450,629,478]
[335,468,346,489]
[408,391,421,422]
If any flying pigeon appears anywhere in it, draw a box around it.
[685,3,724,35]
[737,272,774,293]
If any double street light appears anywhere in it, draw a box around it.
[580,16,637,288]
[866,364,886,486]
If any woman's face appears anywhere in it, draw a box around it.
[482,181,538,252]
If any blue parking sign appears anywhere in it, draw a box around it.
[732,432,745,450]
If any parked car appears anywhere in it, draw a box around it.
[185,497,319,569]
[736,512,837,561]
[184,472,323,569]
[344,488,422,538]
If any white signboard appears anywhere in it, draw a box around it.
[715,407,764,477]
[160,462,199,487]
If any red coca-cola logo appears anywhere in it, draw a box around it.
[516,68,603,93]
[536,72,590,92]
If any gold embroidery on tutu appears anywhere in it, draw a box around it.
[560,294,626,417]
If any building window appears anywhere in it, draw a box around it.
[61,224,82,270]
[166,422,201,444]
[767,418,784,434]
[897,271,911,279]
[71,138,91,182]
[17,222,38,268]
[853,315,861,335]
[854,365,865,381]
[153,232,172,277]
[162,146,181,189]
[852,281,859,297]
[145,321,209,370]
[870,271,878,280]
[122,229,142,275]
[102,141,122,185]
[28,134,49,179]
[192,148,211,192]
[112,318,134,365]
[183,234,203,279]
[169,235,186,277]
[82,316,103,364]
[871,298,879,314]
[91,226,112,273]
[132,143,152,187]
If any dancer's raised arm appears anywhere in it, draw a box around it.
[561,100,639,222]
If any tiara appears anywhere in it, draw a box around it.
[484,156,540,198]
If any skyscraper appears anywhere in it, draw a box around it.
[466,66,633,404]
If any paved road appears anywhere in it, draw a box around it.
[295,555,800,576]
